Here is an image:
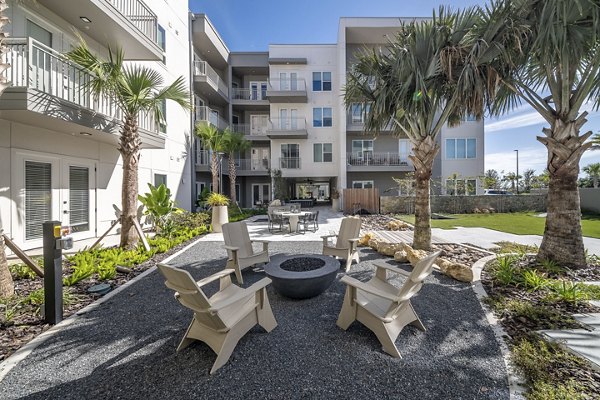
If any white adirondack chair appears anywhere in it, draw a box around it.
[222,221,270,284]
[336,250,442,358]
[322,217,362,271]
[158,264,277,374]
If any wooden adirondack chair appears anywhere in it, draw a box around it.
[322,216,362,271]
[158,264,278,374]
[222,221,270,284]
[336,251,442,358]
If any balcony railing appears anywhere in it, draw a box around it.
[236,159,270,171]
[280,157,301,169]
[346,152,411,167]
[194,57,228,98]
[268,117,306,131]
[267,78,306,92]
[346,113,394,131]
[196,149,210,166]
[106,0,157,42]
[195,106,228,130]
[231,88,267,101]
[2,38,157,133]
[232,123,269,137]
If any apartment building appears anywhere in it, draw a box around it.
[191,15,485,208]
[0,0,193,250]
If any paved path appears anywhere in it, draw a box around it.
[0,241,509,399]
[431,227,600,255]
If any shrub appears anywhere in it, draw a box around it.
[206,192,229,207]
[64,252,96,286]
[521,269,549,292]
[493,241,538,255]
[138,183,181,232]
[97,263,117,280]
[491,255,520,285]
[538,259,565,275]
[549,281,588,304]
[9,264,37,280]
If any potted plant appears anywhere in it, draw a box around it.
[331,188,340,211]
[207,192,230,232]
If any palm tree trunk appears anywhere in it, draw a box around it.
[594,177,598,189]
[228,152,237,203]
[0,232,15,298]
[210,152,219,193]
[537,119,591,265]
[119,116,142,248]
[410,137,439,251]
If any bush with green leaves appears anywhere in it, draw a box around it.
[206,192,230,207]
[9,264,38,280]
[538,259,565,275]
[64,252,96,286]
[138,183,181,232]
[549,281,588,304]
[491,255,520,286]
[521,269,550,292]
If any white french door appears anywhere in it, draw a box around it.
[252,184,270,206]
[251,148,270,171]
[12,151,97,248]
[250,114,268,135]
[279,72,297,91]
[250,81,267,100]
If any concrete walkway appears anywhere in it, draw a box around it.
[431,227,600,255]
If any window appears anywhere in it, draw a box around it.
[313,107,332,127]
[399,139,410,164]
[352,181,374,189]
[25,161,52,240]
[352,140,373,159]
[157,25,166,63]
[27,20,52,47]
[69,166,90,233]
[446,138,476,159]
[235,184,241,203]
[281,144,300,169]
[464,114,477,121]
[313,143,333,162]
[154,174,167,187]
[312,72,332,91]
[158,99,167,133]
[350,103,371,123]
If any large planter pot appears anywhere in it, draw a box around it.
[211,205,228,233]
[332,198,340,211]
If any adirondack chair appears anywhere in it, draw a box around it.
[322,217,362,271]
[336,250,442,358]
[157,264,277,374]
[222,221,270,284]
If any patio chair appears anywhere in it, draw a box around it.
[322,216,362,271]
[222,221,270,284]
[336,251,442,358]
[157,264,277,374]
[268,212,290,233]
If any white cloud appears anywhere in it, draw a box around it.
[485,147,548,174]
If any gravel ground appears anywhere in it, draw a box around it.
[0,241,509,399]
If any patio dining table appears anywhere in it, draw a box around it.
[274,210,312,233]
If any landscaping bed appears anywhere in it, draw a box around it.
[481,252,600,399]
[0,212,210,363]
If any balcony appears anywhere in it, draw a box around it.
[235,159,270,176]
[230,88,269,109]
[347,113,394,132]
[267,118,308,139]
[0,38,163,149]
[266,79,307,103]
[195,149,211,172]
[193,57,228,105]
[346,152,413,172]
[279,157,301,169]
[195,106,228,130]
[232,123,269,141]
[38,0,162,60]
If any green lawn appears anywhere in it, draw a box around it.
[395,212,600,239]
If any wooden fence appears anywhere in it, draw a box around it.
[342,188,380,214]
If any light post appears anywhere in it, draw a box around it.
[217,152,225,194]
[514,149,519,195]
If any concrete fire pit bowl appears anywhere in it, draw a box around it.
[264,254,340,299]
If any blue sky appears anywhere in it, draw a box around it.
[190,0,600,176]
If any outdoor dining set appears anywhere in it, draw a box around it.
[268,205,319,234]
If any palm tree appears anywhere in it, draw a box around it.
[67,41,190,248]
[583,163,600,188]
[522,169,536,193]
[222,129,250,204]
[481,0,600,265]
[345,7,493,250]
[195,122,226,193]
[590,133,600,151]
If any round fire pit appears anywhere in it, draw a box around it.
[264,254,340,299]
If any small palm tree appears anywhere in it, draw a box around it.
[583,163,600,188]
[590,133,600,151]
[345,7,493,250]
[195,122,226,193]
[67,41,190,248]
[222,129,250,204]
[481,0,600,265]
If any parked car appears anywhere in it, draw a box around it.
[483,189,514,195]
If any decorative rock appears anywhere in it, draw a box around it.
[401,243,430,267]
[437,258,473,282]
[368,238,381,251]
[394,250,408,263]
[473,207,482,214]
[385,220,411,231]
[358,232,374,247]
[377,242,404,256]
[483,208,490,213]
